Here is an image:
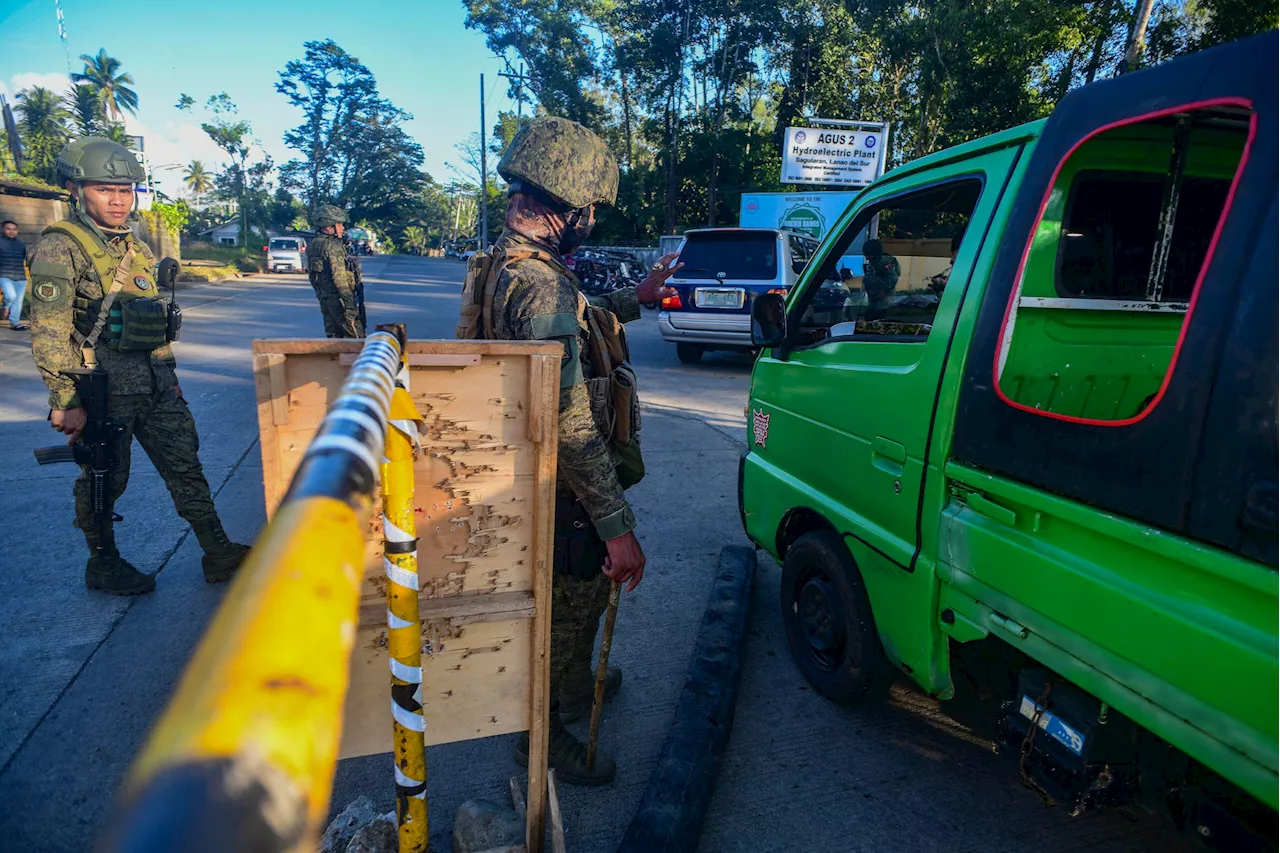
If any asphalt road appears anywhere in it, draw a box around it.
[0,256,1190,852]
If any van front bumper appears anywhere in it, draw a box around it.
[658,311,753,348]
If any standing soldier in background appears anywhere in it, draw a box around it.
[307,204,364,338]
[27,137,252,595]
[459,116,681,785]
[861,238,901,317]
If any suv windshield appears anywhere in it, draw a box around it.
[270,239,299,251]
[678,231,778,281]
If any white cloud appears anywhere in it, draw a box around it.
[0,72,73,99]
[2,70,263,202]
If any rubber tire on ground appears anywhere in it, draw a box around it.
[780,529,893,705]
[676,342,704,364]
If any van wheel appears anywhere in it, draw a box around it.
[676,343,704,364]
[781,530,893,705]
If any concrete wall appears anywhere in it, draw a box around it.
[133,211,181,261]
[0,189,70,246]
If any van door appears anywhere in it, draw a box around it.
[749,143,1027,669]
[947,37,1276,808]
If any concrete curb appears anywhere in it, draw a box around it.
[617,545,756,853]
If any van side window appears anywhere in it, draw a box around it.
[793,179,980,343]
[1058,172,1231,302]
[997,105,1251,423]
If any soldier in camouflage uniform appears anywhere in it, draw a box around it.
[28,138,251,595]
[486,117,681,785]
[307,205,362,338]
[862,238,902,316]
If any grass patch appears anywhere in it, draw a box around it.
[177,262,240,283]
[183,241,267,272]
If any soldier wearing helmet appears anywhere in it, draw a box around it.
[482,116,681,785]
[27,137,251,596]
[307,203,363,338]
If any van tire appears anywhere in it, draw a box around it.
[780,530,893,705]
[676,343,704,364]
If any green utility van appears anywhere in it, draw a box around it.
[740,33,1277,847]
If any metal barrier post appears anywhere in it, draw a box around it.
[380,329,429,852]
[100,332,405,853]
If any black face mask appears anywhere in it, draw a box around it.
[558,207,595,254]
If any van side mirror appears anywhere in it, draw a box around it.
[752,293,787,348]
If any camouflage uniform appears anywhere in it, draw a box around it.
[489,230,640,710]
[862,240,902,313]
[29,136,250,595]
[487,116,637,784]
[307,206,361,338]
[29,227,221,535]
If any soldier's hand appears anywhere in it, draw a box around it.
[603,530,645,592]
[52,407,87,442]
[636,252,683,305]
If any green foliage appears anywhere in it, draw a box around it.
[152,199,190,234]
[71,49,139,121]
[63,84,103,136]
[275,40,427,228]
[15,87,70,184]
[183,160,213,203]
[467,0,1273,242]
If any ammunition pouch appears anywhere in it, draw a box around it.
[553,495,607,582]
[75,295,172,352]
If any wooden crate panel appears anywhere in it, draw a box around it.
[342,617,532,756]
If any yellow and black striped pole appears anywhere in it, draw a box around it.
[102,331,406,853]
[380,335,428,852]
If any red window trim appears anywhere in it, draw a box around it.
[992,97,1257,427]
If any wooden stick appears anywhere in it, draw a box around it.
[547,769,567,853]
[586,580,622,769]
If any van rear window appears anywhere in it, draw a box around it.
[270,239,300,251]
[678,231,777,280]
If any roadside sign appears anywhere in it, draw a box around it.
[781,122,888,187]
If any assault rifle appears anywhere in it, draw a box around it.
[33,369,125,552]
[346,250,367,336]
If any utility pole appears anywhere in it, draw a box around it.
[480,73,489,251]
[499,63,534,123]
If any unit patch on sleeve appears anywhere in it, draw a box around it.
[33,280,63,303]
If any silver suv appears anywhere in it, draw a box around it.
[658,228,819,363]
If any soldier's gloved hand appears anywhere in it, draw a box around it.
[51,407,87,443]
[636,252,683,305]
[603,530,645,592]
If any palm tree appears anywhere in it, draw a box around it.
[63,83,102,136]
[71,48,139,121]
[15,87,69,183]
[183,160,213,206]
[403,225,426,254]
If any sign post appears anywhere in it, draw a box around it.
[780,120,889,188]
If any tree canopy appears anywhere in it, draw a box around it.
[465,0,1276,242]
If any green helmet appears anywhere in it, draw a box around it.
[498,116,618,209]
[313,204,348,228]
[55,137,145,186]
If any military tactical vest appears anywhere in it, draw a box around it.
[45,219,169,356]
[457,247,644,488]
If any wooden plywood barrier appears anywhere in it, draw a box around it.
[251,338,562,842]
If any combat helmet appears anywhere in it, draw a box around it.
[498,116,618,209]
[313,204,348,229]
[55,137,146,186]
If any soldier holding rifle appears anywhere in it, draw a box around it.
[28,137,251,595]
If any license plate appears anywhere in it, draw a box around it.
[694,288,745,309]
[1019,695,1086,755]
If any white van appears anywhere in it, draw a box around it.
[268,237,307,273]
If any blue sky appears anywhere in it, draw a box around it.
[0,0,520,197]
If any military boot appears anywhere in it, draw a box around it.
[193,520,252,583]
[513,712,616,786]
[83,531,155,596]
[558,659,623,723]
